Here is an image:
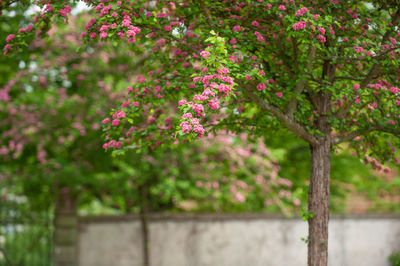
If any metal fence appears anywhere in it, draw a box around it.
[0,197,53,266]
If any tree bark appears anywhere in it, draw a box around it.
[140,206,150,266]
[53,188,78,266]
[140,186,150,266]
[307,138,331,266]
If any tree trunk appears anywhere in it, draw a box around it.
[53,188,78,266]
[140,207,150,266]
[140,186,150,266]
[307,138,331,266]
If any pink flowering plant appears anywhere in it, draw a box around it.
[178,32,236,139]
[3,1,400,265]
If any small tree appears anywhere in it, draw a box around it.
[4,1,400,265]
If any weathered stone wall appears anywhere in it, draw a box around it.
[78,214,400,266]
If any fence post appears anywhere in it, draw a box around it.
[53,188,78,266]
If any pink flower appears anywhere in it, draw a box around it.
[65,5,72,12]
[112,119,120,126]
[316,34,326,43]
[217,67,229,75]
[218,84,231,94]
[102,118,110,124]
[122,19,131,27]
[113,110,126,119]
[200,50,210,58]
[295,7,308,17]
[99,31,108,39]
[59,5,71,17]
[178,100,187,106]
[89,32,97,39]
[293,198,301,206]
[127,30,136,38]
[292,21,306,30]
[353,84,360,90]
[164,25,172,31]
[230,38,237,45]
[390,87,399,94]
[202,89,216,97]
[278,5,286,11]
[182,113,193,119]
[232,25,241,32]
[235,192,246,202]
[191,118,200,125]
[353,46,364,54]
[156,12,167,18]
[254,31,265,42]
[257,83,266,91]
[180,121,192,133]
[193,94,208,101]
[208,98,220,110]
[251,21,260,27]
[245,74,252,80]
[6,34,15,43]
[276,92,283,98]
[121,101,130,108]
[192,104,204,116]
[318,27,326,35]
[193,124,205,134]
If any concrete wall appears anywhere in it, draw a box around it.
[78,214,400,266]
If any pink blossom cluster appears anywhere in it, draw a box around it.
[316,34,326,43]
[353,46,365,54]
[84,3,141,43]
[295,7,309,17]
[292,21,306,31]
[18,25,33,33]
[59,5,71,17]
[254,31,265,42]
[96,3,113,17]
[103,139,122,150]
[113,110,126,119]
[179,65,234,136]
[200,50,211,58]
[278,5,286,11]
[232,25,241,32]
[6,34,15,43]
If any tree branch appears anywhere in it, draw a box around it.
[239,81,319,146]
